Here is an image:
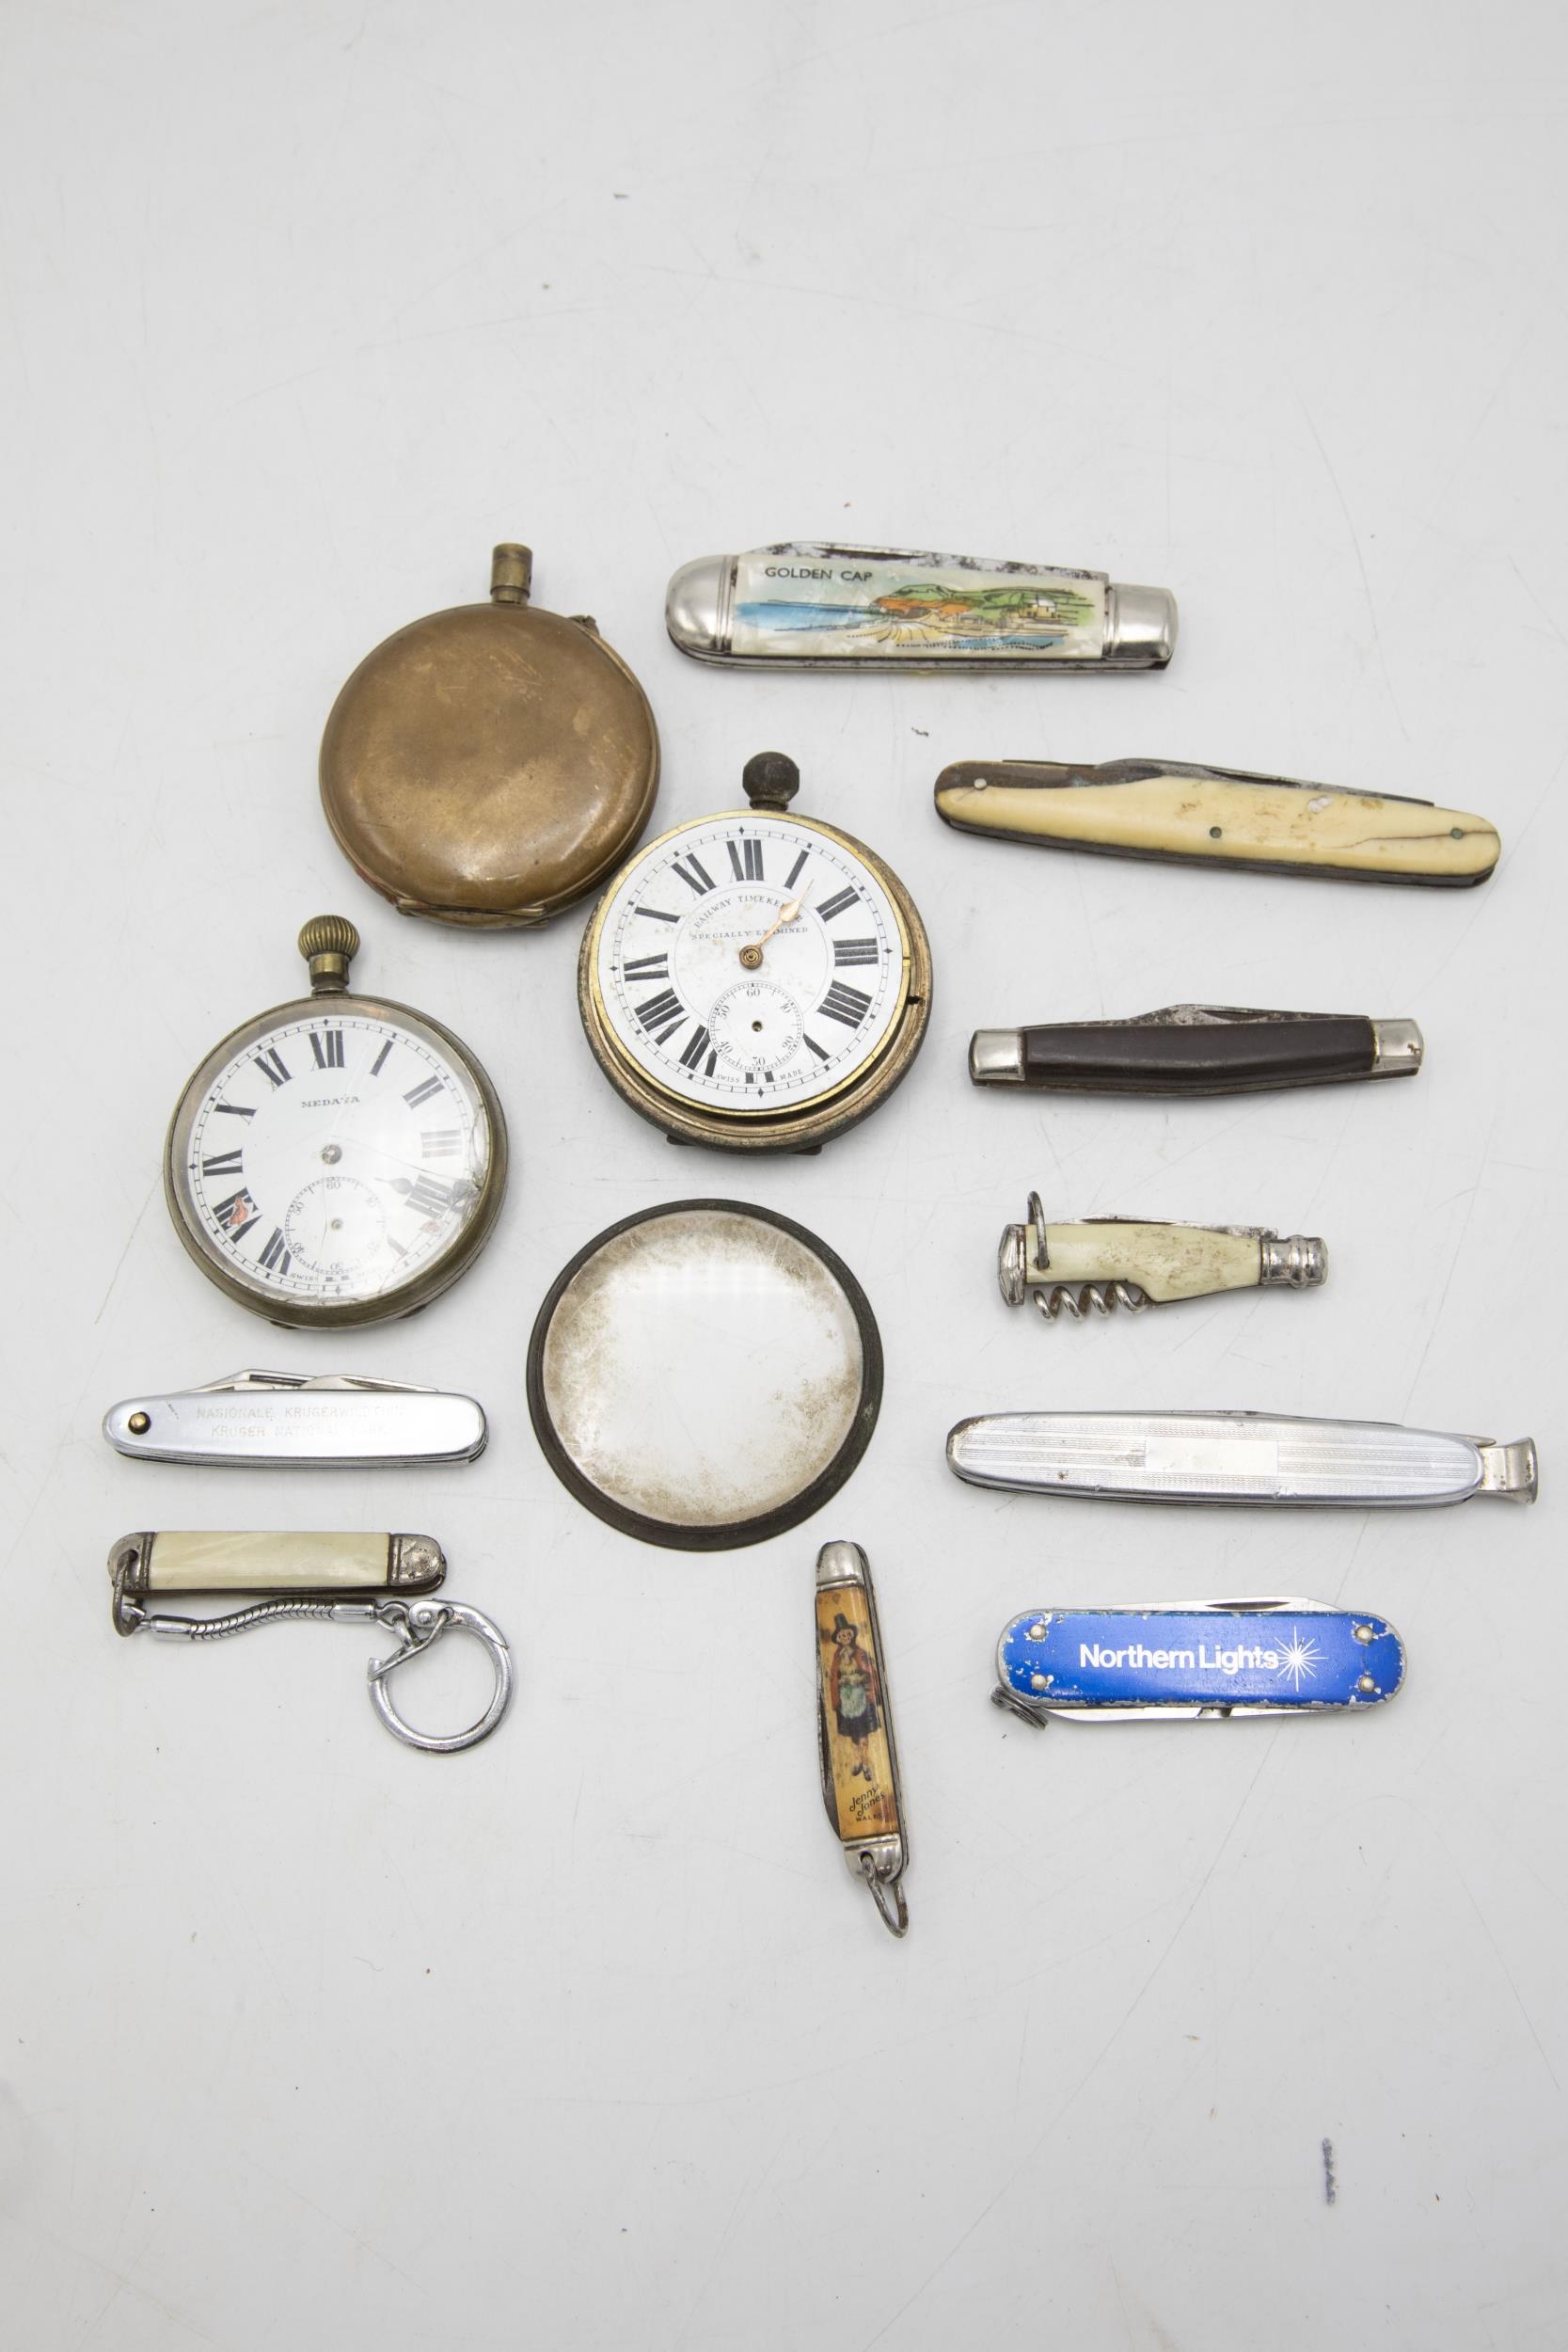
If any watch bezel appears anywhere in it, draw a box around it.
[526,1199,884,1550]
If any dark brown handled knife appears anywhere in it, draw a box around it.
[969,1004,1424,1096]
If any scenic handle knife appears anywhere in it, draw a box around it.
[1000,1190,1325,1320]
[970,1003,1424,1095]
[936,757,1500,885]
[103,1371,487,1468]
[992,1598,1406,1725]
[816,1541,909,1938]
[667,543,1176,669]
[946,1410,1539,1507]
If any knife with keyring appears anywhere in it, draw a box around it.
[991,1598,1406,1726]
[947,1409,1538,1507]
[969,1002,1424,1095]
[935,756,1500,885]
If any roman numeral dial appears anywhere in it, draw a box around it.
[591,803,920,1126]
[169,976,501,1327]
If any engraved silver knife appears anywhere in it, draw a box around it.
[103,1372,487,1468]
[946,1410,1537,1507]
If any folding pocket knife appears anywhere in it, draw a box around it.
[935,757,1500,885]
[103,1371,487,1467]
[947,1410,1538,1507]
[970,1002,1424,1095]
[992,1598,1406,1724]
[816,1541,909,1938]
[999,1190,1325,1320]
[667,543,1176,669]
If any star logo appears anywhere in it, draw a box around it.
[1274,1626,1323,1690]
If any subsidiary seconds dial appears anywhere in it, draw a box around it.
[165,917,508,1327]
[580,753,932,1152]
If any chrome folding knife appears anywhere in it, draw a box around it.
[969,1002,1424,1095]
[992,1598,1406,1725]
[103,1371,487,1467]
[947,1410,1538,1507]
[936,756,1500,885]
[999,1190,1325,1321]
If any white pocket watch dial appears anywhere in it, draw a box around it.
[593,812,908,1112]
[166,919,506,1327]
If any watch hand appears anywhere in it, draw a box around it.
[740,882,813,965]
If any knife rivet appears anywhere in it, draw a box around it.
[1450,827,1464,839]
[128,1411,150,1435]
[1028,1621,1048,1640]
[1356,1674,1376,1692]
[973,775,989,790]
[1030,1672,1048,1691]
[1209,825,1222,838]
[1353,1622,1374,1643]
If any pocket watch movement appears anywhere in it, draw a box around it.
[320,544,659,928]
[578,753,932,1152]
[164,917,508,1327]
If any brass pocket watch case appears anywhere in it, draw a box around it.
[320,544,659,928]
[164,917,508,1329]
[578,753,933,1153]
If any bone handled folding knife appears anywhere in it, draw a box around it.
[935,757,1500,885]
[969,1003,1424,1095]
[947,1410,1538,1507]
[666,543,1176,669]
[992,1599,1406,1725]
[1000,1190,1325,1319]
[103,1372,487,1467]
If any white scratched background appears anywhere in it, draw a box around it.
[2,4,1564,2345]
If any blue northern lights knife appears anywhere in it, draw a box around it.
[992,1597,1405,1726]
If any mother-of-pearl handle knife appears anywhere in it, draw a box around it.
[992,1598,1406,1724]
[999,1191,1326,1319]
[970,1003,1424,1094]
[935,757,1499,885]
[946,1410,1538,1507]
[108,1529,448,1610]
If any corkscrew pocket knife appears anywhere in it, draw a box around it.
[992,1599,1405,1725]
[667,543,1176,669]
[816,1542,909,1938]
[999,1191,1325,1321]
[103,1372,487,1467]
[946,1411,1538,1507]
[936,758,1500,886]
[969,1003,1424,1095]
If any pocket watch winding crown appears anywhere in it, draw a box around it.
[297,914,359,993]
